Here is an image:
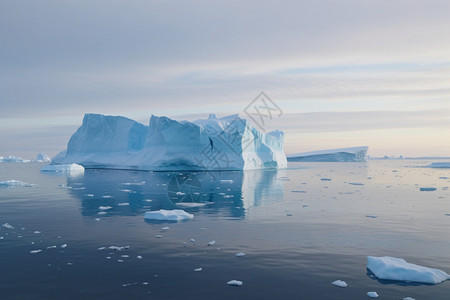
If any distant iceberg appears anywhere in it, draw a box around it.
[287,146,368,162]
[40,163,85,173]
[52,113,287,171]
[0,155,30,163]
[427,162,450,168]
[367,256,450,284]
[34,153,52,163]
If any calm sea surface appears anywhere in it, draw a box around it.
[1,160,449,299]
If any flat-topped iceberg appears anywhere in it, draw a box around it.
[287,146,368,162]
[52,113,287,171]
[367,256,450,284]
[41,163,85,173]
[427,162,450,168]
[0,155,30,163]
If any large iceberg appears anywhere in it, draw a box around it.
[52,113,287,171]
[367,256,450,284]
[287,146,368,162]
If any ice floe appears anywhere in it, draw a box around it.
[367,256,450,284]
[367,291,379,298]
[207,240,216,246]
[30,250,42,254]
[331,280,347,288]
[98,206,113,210]
[235,252,246,257]
[194,267,203,272]
[2,223,15,229]
[0,180,33,187]
[144,209,194,221]
[227,280,243,286]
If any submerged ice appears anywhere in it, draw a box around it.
[52,113,287,171]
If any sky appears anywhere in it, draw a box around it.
[1,0,450,159]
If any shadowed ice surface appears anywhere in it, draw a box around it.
[1,160,449,299]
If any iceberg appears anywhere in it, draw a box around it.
[287,146,368,162]
[144,209,194,221]
[52,113,287,171]
[427,162,450,168]
[0,155,30,163]
[0,180,33,187]
[40,163,85,173]
[34,153,52,163]
[367,256,450,284]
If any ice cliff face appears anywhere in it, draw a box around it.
[53,113,287,170]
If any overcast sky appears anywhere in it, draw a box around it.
[1,0,450,158]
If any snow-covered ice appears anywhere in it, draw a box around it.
[52,113,287,171]
[227,280,243,286]
[287,146,368,162]
[144,209,194,221]
[61,244,67,248]
[235,252,246,257]
[98,206,113,210]
[331,280,347,287]
[40,163,84,173]
[194,267,202,272]
[367,256,450,284]
[30,250,42,254]
[2,223,15,229]
[367,291,379,298]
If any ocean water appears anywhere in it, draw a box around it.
[1,160,449,299]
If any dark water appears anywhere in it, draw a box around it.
[1,160,449,299]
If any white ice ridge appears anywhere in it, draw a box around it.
[287,146,368,162]
[40,163,85,173]
[367,256,450,284]
[51,113,287,171]
[144,209,194,221]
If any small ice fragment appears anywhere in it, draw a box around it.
[99,206,113,210]
[2,223,15,229]
[108,246,129,251]
[102,195,113,198]
[161,227,170,230]
[367,291,379,298]
[175,191,185,196]
[349,182,364,186]
[190,238,195,243]
[145,199,153,202]
[0,237,4,239]
[227,280,243,286]
[117,259,124,263]
[95,218,101,221]
[137,255,142,259]
[142,282,149,285]
[118,202,130,206]
[286,213,292,216]
[98,247,106,250]
[420,187,437,191]
[47,245,57,249]
[98,212,107,215]
[30,249,42,254]
[220,180,233,184]
[235,252,246,257]
[331,280,347,288]
[403,298,415,300]
[156,235,163,238]
[85,194,94,197]
[67,262,74,265]
[34,231,41,234]
[321,178,332,181]
[106,256,111,259]
[194,267,202,272]
[207,240,216,246]
[121,255,129,258]
[61,244,67,248]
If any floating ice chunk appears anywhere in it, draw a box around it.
[175,191,185,196]
[47,245,57,249]
[40,163,84,173]
[367,291,379,298]
[366,215,378,218]
[190,239,195,243]
[99,206,113,210]
[420,187,437,191]
[30,249,42,254]
[137,255,142,259]
[95,218,101,221]
[207,240,216,246]
[176,202,207,208]
[428,162,450,168]
[118,202,130,206]
[142,282,149,285]
[2,223,15,229]
[117,259,124,263]
[161,227,170,230]
[121,255,129,258]
[331,280,347,288]
[156,235,163,238]
[227,280,243,286]
[321,178,332,181]
[98,212,107,215]
[235,252,246,257]
[0,180,33,187]
[102,195,113,198]
[349,182,364,186]
[367,256,450,284]
[403,297,415,300]
[109,245,129,251]
[194,267,202,272]
[98,247,106,250]
[34,231,41,234]
[220,180,234,184]
[144,209,194,221]
[61,244,67,248]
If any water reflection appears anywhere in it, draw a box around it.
[66,169,284,218]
